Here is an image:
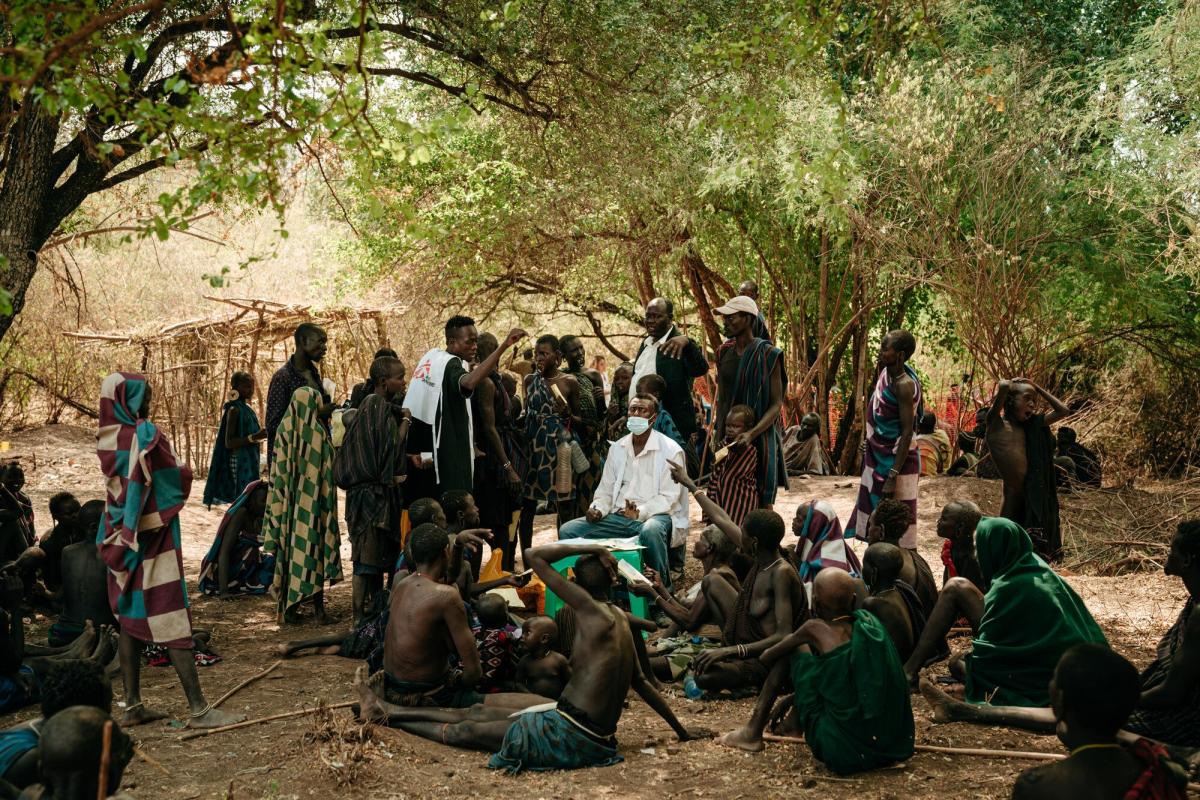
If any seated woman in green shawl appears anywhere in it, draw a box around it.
[716,569,915,775]
[902,517,1106,705]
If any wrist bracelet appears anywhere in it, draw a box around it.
[502,461,512,470]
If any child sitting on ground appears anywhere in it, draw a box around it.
[706,405,759,529]
[0,659,113,789]
[36,493,82,599]
[473,594,518,693]
[17,706,135,800]
[515,615,570,700]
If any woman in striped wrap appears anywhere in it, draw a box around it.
[96,372,241,729]
[847,331,922,548]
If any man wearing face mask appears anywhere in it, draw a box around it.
[557,395,687,591]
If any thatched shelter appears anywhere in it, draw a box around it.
[65,297,396,473]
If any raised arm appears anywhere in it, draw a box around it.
[526,543,613,620]
[988,380,1011,424]
[682,338,708,378]
[462,328,527,393]
[667,461,746,551]
[1034,383,1071,425]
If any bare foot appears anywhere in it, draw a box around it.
[88,626,117,665]
[919,677,958,724]
[122,705,169,726]
[354,665,387,723]
[187,706,245,729]
[716,727,765,753]
[65,621,98,658]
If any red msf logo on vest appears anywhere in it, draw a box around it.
[412,357,435,385]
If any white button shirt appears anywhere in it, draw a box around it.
[591,430,685,522]
[631,329,671,395]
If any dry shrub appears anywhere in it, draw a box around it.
[1068,358,1200,480]
[303,702,378,787]
[1061,480,1200,575]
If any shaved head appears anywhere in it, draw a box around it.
[938,500,982,541]
[812,568,858,620]
[522,614,558,647]
[863,542,904,592]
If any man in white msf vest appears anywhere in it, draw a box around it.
[406,317,526,501]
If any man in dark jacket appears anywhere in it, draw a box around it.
[630,298,707,456]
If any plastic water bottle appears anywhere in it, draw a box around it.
[683,675,702,700]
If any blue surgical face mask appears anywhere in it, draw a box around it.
[626,416,651,435]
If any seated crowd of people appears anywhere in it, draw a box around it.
[0,288,1178,799]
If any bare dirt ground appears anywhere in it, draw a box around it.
[0,423,1190,799]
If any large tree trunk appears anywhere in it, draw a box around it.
[0,101,59,341]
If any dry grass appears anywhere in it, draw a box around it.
[1060,479,1200,575]
[303,701,379,788]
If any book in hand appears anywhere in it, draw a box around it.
[616,558,652,586]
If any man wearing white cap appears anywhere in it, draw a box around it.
[713,296,787,509]
[736,280,773,343]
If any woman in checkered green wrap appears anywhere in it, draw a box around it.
[262,386,343,623]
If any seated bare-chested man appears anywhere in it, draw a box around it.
[515,615,570,700]
[668,462,806,693]
[1009,645,1188,799]
[862,542,926,662]
[985,379,1070,560]
[355,542,700,773]
[936,500,986,592]
[865,499,937,617]
[372,523,525,709]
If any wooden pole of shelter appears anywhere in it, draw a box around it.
[374,312,388,351]
[248,309,265,423]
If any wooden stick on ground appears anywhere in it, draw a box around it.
[915,744,1064,762]
[180,701,356,741]
[134,745,171,776]
[766,736,1066,763]
[213,660,282,708]
[763,733,805,744]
